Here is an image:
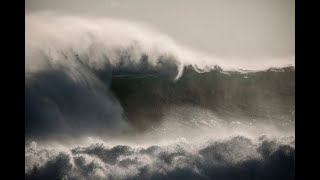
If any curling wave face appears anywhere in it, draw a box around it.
[25,13,295,179]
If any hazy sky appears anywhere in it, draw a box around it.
[26,0,294,59]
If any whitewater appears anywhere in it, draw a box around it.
[25,13,295,180]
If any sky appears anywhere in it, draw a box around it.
[26,0,294,59]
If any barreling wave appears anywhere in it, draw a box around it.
[25,45,294,139]
[25,13,294,139]
[25,13,295,180]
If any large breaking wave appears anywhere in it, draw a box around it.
[25,13,295,179]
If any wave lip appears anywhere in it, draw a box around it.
[26,13,294,75]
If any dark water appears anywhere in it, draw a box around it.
[25,52,295,180]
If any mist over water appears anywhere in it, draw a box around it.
[25,13,295,179]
